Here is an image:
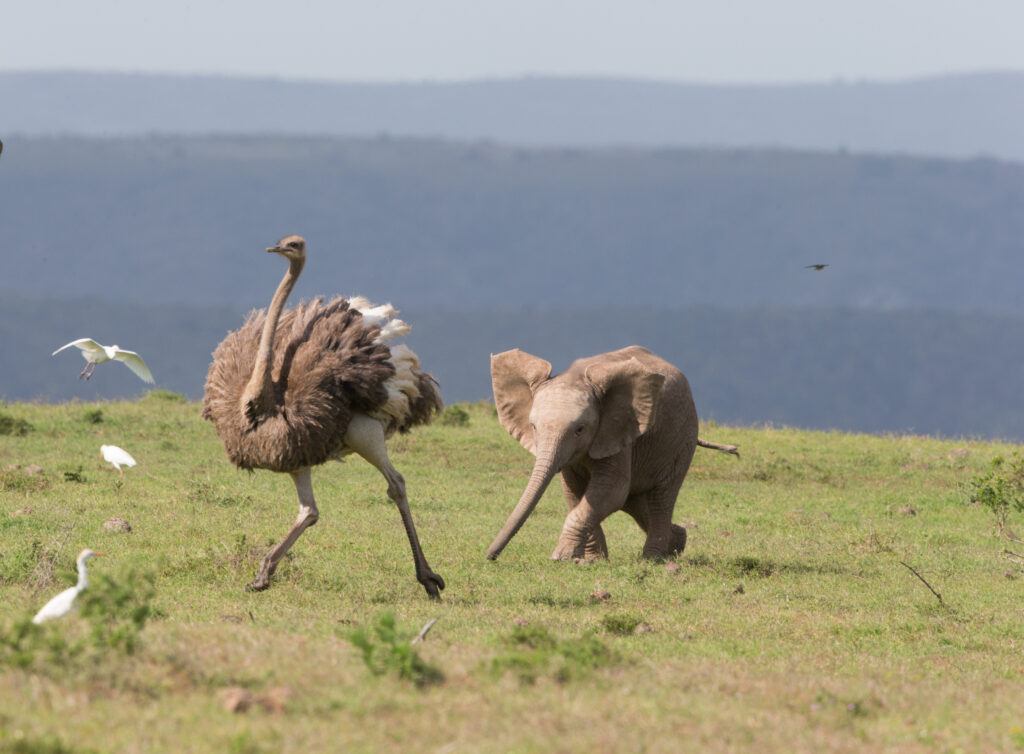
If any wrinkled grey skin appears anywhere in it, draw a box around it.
[487,346,699,562]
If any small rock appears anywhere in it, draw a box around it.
[590,589,612,603]
[222,686,256,713]
[11,507,32,516]
[898,505,917,516]
[633,622,654,635]
[103,516,132,533]
[733,583,745,595]
[22,465,44,475]
[663,561,682,575]
[220,614,244,624]
[260,686,294,713]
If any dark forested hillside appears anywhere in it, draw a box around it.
[2,135,1023,314]
[3,292,1024,441]
[3,71,1024,161]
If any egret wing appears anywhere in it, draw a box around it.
[102,445,137,467]
[32,586,79,623]
[52,338,102,357]
[114,350,155,383]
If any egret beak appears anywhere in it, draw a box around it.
[93,551,106,557]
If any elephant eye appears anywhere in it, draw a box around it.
[575,424,585,435]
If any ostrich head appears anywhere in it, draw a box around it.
[267,235,307,262]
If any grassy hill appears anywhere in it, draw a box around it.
[2,135,1024,314]
[5,292,1024,441]
[1,399,1023,751]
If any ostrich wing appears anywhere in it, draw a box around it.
[52,338,104,359]
[113,349,155,383]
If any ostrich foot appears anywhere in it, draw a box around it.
[246,556,277,592]
[418,570,445,600]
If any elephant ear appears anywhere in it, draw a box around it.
[584,357,665,459]
[491,349,552,454]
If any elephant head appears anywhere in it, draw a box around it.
[486,348,665,559]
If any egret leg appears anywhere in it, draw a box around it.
[344,413,445,599]
[248,468,319,591]
[78,361,94,380]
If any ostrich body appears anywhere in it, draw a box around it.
[202,235,444,597]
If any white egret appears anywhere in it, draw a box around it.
[52,338,154,383]
[32,549,104,624]
[101,444,136,475]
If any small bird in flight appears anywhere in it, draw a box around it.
[52,339,155,383]
[805,264,829,271]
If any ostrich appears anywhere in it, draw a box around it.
[202,235,445,597]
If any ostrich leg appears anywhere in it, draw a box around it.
[248,468,319,591]
[345,413,445,599]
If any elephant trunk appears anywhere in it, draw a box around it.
[486,451,560,560]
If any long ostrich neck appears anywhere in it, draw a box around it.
[243,257,304,411]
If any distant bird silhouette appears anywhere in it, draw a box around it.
[101,444,137,475]
[52,339,155,383]
[805,264,829,271]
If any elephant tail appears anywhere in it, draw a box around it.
[697,438,740,458]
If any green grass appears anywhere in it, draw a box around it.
[1,398,1023,752]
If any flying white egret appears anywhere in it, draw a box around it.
[52,339,155,383]
[32,549,104,624]
[101,444,137,475]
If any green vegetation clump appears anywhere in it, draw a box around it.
[0,413,33,437]
[347,611,444,688]
[82,409,104,424]
[0,469,49,493]
[143,390,187,403]
[968,453,1024,530]
[438,404,471,427]
[489,624,616,684]
[600,613,642,636]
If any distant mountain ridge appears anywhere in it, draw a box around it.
[2,135,1023,314]
[3,70,1024,161]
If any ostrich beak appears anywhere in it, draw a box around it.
[267,245,281,254]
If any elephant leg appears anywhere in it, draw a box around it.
[638,479,686,560]
[344,413,445,599]
[560,468,607,560]
[552,455,629,562]
[248,468,319,591]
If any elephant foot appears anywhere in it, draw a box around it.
[669,524,687,557]
[641,525,687,560]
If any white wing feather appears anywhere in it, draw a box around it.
[112,350,155,383]
[101,445,137,469]
[32,586,80,623]
[52,338,103,359]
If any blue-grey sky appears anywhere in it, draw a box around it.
[3,1,1024,83]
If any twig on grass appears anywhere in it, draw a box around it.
[899,560,943,605]
[1002,549,1024,565]
[412,617,439,644]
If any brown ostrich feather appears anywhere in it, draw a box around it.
[202,296,441,473]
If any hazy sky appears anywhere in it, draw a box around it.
[3,1,1024,83]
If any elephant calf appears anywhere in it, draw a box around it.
[487,346,736,562]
